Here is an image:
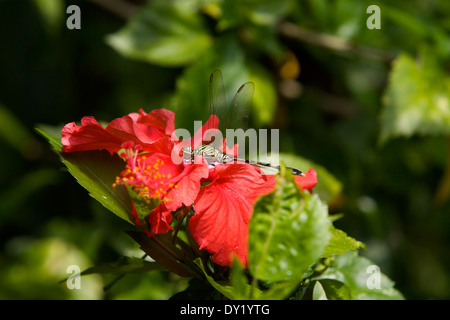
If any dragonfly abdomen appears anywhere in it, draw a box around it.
[186,145,304,176]
[246,160,305,176]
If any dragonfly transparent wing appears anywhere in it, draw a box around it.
[208,69,226,135]
[225,81,254,132]
[208,70,254,133]
[207,70,254,156]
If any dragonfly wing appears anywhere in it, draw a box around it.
[226,81,254,131]
[208,69,226,135]
[207,70,254,157]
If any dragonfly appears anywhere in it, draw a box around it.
[182,70,305,177]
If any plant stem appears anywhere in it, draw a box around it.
[278,21,394,63]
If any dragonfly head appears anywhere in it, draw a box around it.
[202,135,215,145]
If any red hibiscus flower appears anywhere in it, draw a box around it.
[61,108,318,267]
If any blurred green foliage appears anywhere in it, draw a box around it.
[1,0,450,299]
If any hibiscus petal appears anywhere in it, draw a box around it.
[61,116,128,153]
[189,164,276,267]
[164,161,210,211]
[134,109,176,143]
[147,203,174,236]
[61,109,176,154]
[189,114,220,148]
[294,168,318,193]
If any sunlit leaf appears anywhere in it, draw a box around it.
[312,281,327,300]
[315,252,404,300]
[322,225,365,257]
[36,125,133,223]
[106,0,211,67]
[315,279,352,300]
[380,48,450,144]
[248,166,331,282]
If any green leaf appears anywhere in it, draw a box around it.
[259,280,300,300]
[62,151,133,223]
[106,0,211,67]
[194,258,249,300]
[35,125,62,152]
[247,62,277,127]
[380,48,450,144]
[248,166,331,282]
[36,125,133,223]
[230,257,252,299]
[312,281,327,300]
[322,225,366,257]
[81,256,164,275]
[218,0,292,29]
[315,279,352,300]
[193,258,267,300]
[128,231,202,278]
[315,252,404,300]
[60,256,164,284]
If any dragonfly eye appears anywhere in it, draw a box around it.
[202,136,215,145]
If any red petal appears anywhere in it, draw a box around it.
[147,203,174,236]
[61,116,127,153]
[61,109,175,154]
[130,202,173,237]
[164,161,210,211]
[189,164,276,267]
[294,168,318,193]
[134,109,176,143]
[189,114,220,148]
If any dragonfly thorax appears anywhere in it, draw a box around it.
[182,144,232,165]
